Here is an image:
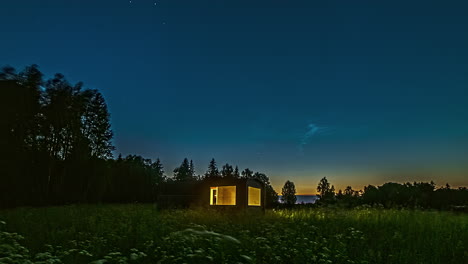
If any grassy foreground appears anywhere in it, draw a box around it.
[0,205,466,264]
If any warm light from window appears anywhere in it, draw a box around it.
[248,187,261,206]
[210,186,236,205]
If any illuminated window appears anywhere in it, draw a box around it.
[248,187,261,206]
[210,186,236,205]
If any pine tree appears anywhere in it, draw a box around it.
[234,166,240,178]
[173,158,192,181]
[189,159,196,178]
[204,158,220,179]
[151,158,165,185]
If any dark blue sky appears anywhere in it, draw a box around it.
[2,0,467,193]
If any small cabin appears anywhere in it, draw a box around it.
[203,178,265,210]
[157,178,265,210]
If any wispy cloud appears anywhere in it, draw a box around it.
[299,123,329,153]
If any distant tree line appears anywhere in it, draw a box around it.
[279,177,467,210]
[314,177,467,210]
[0,64,279,208]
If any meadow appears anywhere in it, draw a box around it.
[0,205,466,264]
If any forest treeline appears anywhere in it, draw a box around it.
[0,65,278,208]
[279,177,467,210]
[1,64,467,209]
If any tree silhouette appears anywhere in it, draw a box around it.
[1,65,48,206]
[0,64,119,206]
[204,158,220,179]
[234,166,240,178]
[317,177,330,198]
[173,158,193,181]
[43,74,85,160]
[0,65,17,80]
[344,186,354,196]
[265,184,280,208]
[151,158,165,186]
[189,160,196,178]
[281,180,297,206]
[241,168,253,179]
[316,177,336,204]
[81,89,114,159]
[221,163,234,178]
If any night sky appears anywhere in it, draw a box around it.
[2,0,467,194]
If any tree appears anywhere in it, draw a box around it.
[234,166,240,178]
[265,184,279,208]
[0,65,17,80]
[281,180,297,206]
[362,185,379,205]
[1,76,44,207]
[17,64,43,150]
[241,168,253,179]
[317,177,335,203]
[329,185,336,200]
[1,65,43,152]
[336,189,344,200]
[151,158,165,186]
[252,172,269,185]
[173,158,193,181]
[43,73,84,160]
[221,163,234,178]
[189,160,196,178]
[81,89,114,159]
[336,185,359,207]
[112,155,155,202]
[344,186,354,196]
[204,158,219,179]
[317,177,330,198]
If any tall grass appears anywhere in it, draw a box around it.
[0,205,466,263]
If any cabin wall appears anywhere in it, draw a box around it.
[237,183,247,207]
[157,178,265,210]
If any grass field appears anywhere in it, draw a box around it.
[0,205,466,263]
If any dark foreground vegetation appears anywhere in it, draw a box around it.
[1,205,467,264]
